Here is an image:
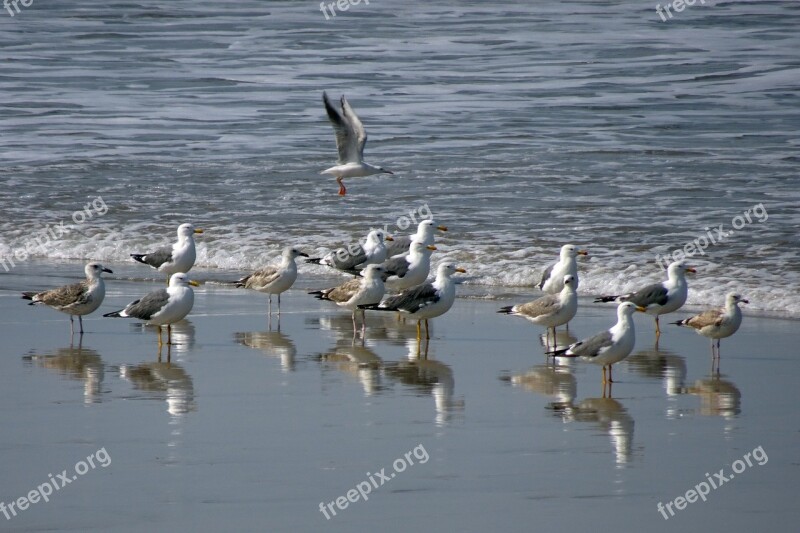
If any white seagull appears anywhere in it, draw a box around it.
[22,262,113,335]
[499,275,578,350]
[385,219,448,258]
[131,223,204,280]
[235,247,309,315]
[539,244,588,293]
[595,260,696,338]
[309,264,389,335]
[549,302,646,384]
[361,262,466,340]
[672,292,748,360]
[306,230,393,275]
[104,272,200,345]
[321,91,393,196]
[381,241,437,291]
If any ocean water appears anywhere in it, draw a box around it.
[2,0,799,316]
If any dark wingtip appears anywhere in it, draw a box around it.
[594,296,618,303]
[305,258,323,265]
[498,306,514,314]
[103,311,122,318]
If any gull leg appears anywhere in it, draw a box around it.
[655,316,661,338]
[416,321,421,341]
[167,324,172,345]
[277,293,281,316]
[351,310,357,335]
[608,364,614,383]
[425,319,430,340]
[268,294,272,316]
[79,315,84,334]
[336,177,346,196]
[361,310,367,337]
[602,366,607,384]
[69,316,74,336]
[157,327,163,346]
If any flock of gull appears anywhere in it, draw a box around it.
[20,92,749,384]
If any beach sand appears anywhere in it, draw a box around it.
[0,259,797,532]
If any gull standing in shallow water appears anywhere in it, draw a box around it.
[539,244,588,294]
[130,223,204,281]
[548,302,647,385]
[385,219,448,258]
[104,272,199,345]
[321,91,393,196]
[499,275,578,351]
[306,230,393,275]
[672,292,748,367]
[22,262,113,335]
[594,260,696,339]
[381,241,437,291]
[236,247,308,315]
[309,264,389,336]
[361,262,466,340]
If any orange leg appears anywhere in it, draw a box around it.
[336,177,346,196]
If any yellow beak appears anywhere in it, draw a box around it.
[426,245,437,251]
[455,267,467,273]
[686,267,697,273]
[385,235,394,242]
[194,229,204,234]
[437,225,448,232]
[189,280,201,287]
[635,306,647,312]
[578,250,589,256]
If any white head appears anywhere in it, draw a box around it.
[409,241,437,257]
[283,246,309,260]
[362,264,386,280]
[618,301,645,319]
[561,275,576,292]
[437,262,466,279]
[366,230,387,246]
[726,292,749,307]
[560,244,588,260]
[667,260,696,279]
[177,223,204,239]
[416,219,447,238]
[169,272,200,288]
[85,262,113,279]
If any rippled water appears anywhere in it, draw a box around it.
[2,0,799,315]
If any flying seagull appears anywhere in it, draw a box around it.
[236,247,309,315]
[22,262,113,335]
[131,223,204,281]
[594,260,695,338]
[361,262,466,340]
[321,91,393,196]
[104,272,200,345]
[672,292,748,362]
[548,302,646,384]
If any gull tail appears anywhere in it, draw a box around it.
[21,292,39,305]
[103,310,124,318]
[130,254,148,265]
[671,319,689,327]
[594,295,619,303]
[498,306,515,314]
[305,258,323,265]
[545,348,574,357]
[308,289,332,301]
[357,304,394,311]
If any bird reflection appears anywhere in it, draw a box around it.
[625,346,687,396]
[679,374,741,419]
[119,352,196,416]
[22,340,104,404]
[130,319,196,356]
[384,339,464,426]
[551,397,635,467]
[509,363,577,405]
[539,330,578,354]
[235,330,297,372]
[317,339,384,395]
[307,313,418,346]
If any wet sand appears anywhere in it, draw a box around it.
[0,261,798,532]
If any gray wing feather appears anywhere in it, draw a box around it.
[124,289,170,320]
[139,247,173,269]
[382,255,410,278]
[569,330,614,358]
[34,281,89,309]
[538,263,555,289]
[323,92,361,164]
[383,283,438,313]
[340,96,367,160]
[330,245,367,271]
[626,283,669,307]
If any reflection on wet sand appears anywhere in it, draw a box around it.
[509,363,577,404]
[384,339,464,426]
[120,352,196,416]
[551,397,635,467]
[235,330,297,372]
[538,330,578,354]
[678,375,741,419]
[625,347,687,396]
[23,341,104,404]
[128,320,196,356]
[317,339,384,395]
[307,313,420,346]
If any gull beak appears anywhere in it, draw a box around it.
[635,306,648,312]
[189,280,201,287]
[194,229,204,234]
[455,267,467,274]
[437,225,448,232]
[384,170,395,175]
[426,245,437,251]
[578,250,589,256]
[385,235,395,242]
[102,267,114,274]
[299,252,310,258]
[686,267,697,273]
[741,298,750,304]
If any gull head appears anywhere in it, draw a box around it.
[727,293,749,306]
[438,262,466,278]
[178,223,204,239]
[284,247,309,259]
[169,272,201,288]
[85,262,113,278]
[561,244,589,259]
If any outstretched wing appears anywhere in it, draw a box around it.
[340,95,367,160]
[323,92,360,164]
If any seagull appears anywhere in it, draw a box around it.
[539,244,588,293]
[499,275,578,350]
[21,262,113,335]
[309,264,389,335]
[306,230,393,275]
[321,91,393,196]
[235,247,308,315]
[385,219,448,258]
[361,262,466,340]
[381,241,437,291]
[104,272,200,345]
[131,223,204,281]
[672,292,748,362]
[594,260,696,338]
[548,302,646,384]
